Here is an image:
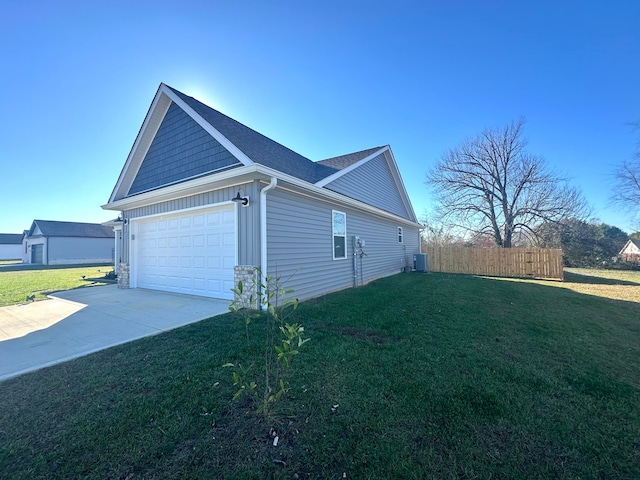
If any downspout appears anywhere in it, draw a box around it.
[352,235,358,287]
[260,177,278,310]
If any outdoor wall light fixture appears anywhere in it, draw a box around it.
[231,190,250,207]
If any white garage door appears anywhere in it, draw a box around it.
[133,204,236,299]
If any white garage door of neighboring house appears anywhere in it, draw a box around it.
[132,204,236,299]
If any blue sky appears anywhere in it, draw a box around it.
[1,0,639,234]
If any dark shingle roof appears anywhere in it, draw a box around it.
[629,238,640,249]
[167,86,339,183]
[0,233,23,244]
[317,146,385,170]
[30,220,114,238]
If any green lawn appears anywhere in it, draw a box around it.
[1,270,639,479]
[0,264,114,307]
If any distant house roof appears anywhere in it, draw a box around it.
[167,86,340,184]
[619,238,640,255]
[0,233,23,245]
[27,220,114,239]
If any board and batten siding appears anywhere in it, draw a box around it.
[323,153,411,220]
[121,181,260,266]
[266,187,420,301]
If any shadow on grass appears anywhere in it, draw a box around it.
[39,281,116,298]
[564,270,640,286]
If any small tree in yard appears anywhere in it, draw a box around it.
[426,117,589,248]
[225,269,309,416]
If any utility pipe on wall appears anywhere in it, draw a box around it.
[260,177,278,309]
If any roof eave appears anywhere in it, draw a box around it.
[103,163,422,228]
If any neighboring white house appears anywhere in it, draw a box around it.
[0,233,24,260]
[22,220,115,265]
[102,83,423,301]
[619,238,640,263]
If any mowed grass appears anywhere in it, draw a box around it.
[1,269,639,479]
[0,264,114,307]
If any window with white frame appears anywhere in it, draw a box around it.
[332,210,346,259]
[398,226,404,243]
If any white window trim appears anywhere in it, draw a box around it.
[398,226,404,244]
[332,210,347,260]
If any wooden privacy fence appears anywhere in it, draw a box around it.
[422,246,564,280]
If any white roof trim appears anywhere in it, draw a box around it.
[108,84,171,203]
[108,83,255,204]
[383,148,419,223]
[314,146,388,188]
[102,164,260,211]
[315,145,418,223]
[102,164,423,229]
[162,85,254,167]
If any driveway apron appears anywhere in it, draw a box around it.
[0,285,230,381]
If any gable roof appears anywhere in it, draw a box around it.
[620,238,640,254]
[27,220,114,239]
[106,84,419,224]
[167,87,339,184]
[0,233,23,245]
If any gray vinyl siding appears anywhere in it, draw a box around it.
[121,182,260,266]
[128,102,241,195]
[0,244,22,260]
[266,188,420,301]
[47,237,114,265]
[324,153,411,220]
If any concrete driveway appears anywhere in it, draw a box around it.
[0,285,230,381]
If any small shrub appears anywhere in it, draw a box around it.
[226,269,309,416]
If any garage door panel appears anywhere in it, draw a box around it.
[207,256,220,269]
[194,256,205,268]
[207,212,220,225]
[134,204,235,299]
[193,214,205,227]
[222,210,235,223]
[222,232,234,247]
[223,255,235,269]
[193,235,205,247]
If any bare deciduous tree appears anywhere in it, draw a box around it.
[611,122,640,225]
[426,117,589,248]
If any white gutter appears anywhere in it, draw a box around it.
[260,177,278,309]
